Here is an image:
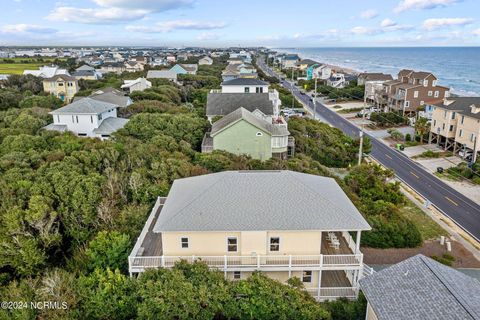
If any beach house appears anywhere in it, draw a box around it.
[170,64,198,75]
[42,74,79,103]
[199,56,213,65]
[128,170,371,301]
[72,65,102,80]
[43,97,128,140]
[23,65,69,78]
[121,78,151,93]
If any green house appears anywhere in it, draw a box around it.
[202,108,292,160]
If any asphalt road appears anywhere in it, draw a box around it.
[258,59,480,241]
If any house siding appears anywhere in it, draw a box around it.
[212,120,272,160]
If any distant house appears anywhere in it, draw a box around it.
[296,59,319,70]
[146,70,178,82]
[23,66,69,78]
[281,54,300,69]
[357,73,393,86]
[100,62,126,74]
[170,64,198,75]
[166,55,176,63]
[124,61,145,73]
[75,87,132,108]
[121,78,151,93]
[202,107,292,160]
[221,78,270,94]
[43,97,128,140]
[42,74,79,103]
[72,65,102,80]
[222,62,257,81]
[360,73,394,107]
[327,73,355,89]
[176,52,188,61]
[360,254,480,320]
[198,56,213,65]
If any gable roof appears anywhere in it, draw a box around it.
[76,65,95,71]
[435,97,480,120]
[179,64,198,72]
[296,59,318,66]
[75,92,131,108]
[153,170,371,232]
[221,78,268,86]
[206,92,274,117]
[360,254,480,320]
[44,74,77,82]
[50,97,118,115]
[147,70,178,79]
[211,107,289,137]
[93,117,129,135]
[358,73,393,82]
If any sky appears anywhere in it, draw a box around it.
[1,0,480,47]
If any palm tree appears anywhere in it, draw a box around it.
[415,117,429,143]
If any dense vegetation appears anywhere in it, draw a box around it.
[0,56,435,318]
[369,112,407,128]
[297,79,365,101]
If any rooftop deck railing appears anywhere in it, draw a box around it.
[129,253,363,273]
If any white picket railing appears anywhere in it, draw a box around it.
[305,287,358,300]
[129,254,363,272]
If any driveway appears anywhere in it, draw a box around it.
[367,126,415,139]
[403,144,443,158]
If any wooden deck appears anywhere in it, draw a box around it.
[321,232,353,255]
[140,204,163,256]
[321,270,351,287]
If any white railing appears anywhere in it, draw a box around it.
[129,254,363,272]
[305,287,358,300]
[341,231,357,253]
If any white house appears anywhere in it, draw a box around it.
[43,97,129,140]
[312,64,332,80]
[221,78,270,93]
[199,56,213,65]
[121,78,152,93]
[23,66,69,78]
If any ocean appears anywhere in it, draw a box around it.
[276,47,480,96]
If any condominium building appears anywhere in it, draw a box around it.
[128,170,371,301]
[376,69,449,116]
[429,97,480,162]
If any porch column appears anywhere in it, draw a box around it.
[428,131,432,144]
[355,231,362,254]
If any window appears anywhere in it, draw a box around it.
[57,115,60,122]
[76,115,79,123]
[233,271,241,279]
[449,125,454,132]
[77,133,87,137]
[442,123,445,130]
[256,87,263,93]
[404,101,410,108]
[90,115,93,123]
[452,112,456,120]
[98,114,103,121]
[445,91,450,98]
[414,91,419,98]
[471,134,475,142]
[256,132,263,136]
[434,91,439,98]
[244,87,250,93]
[444,111,447,119]
[433,120,436,126]
[459,129,463,137]
[72,115,74,122]
[227,237,237,252]
[58,82,64,86]
[302,271,312,283]
[424,79,428,87]
[428,91,433,97]
[270,237,280,251]
[420,101,425,106]
[461,115,465,124]
[433,80,437,87]
[181,237,189,248]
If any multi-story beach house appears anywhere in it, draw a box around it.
[360,254,480,320]
[378,69,450,116]
[359,73,394,107]
[128,170,371,301]
[42,74,79,103]
[43,97,129,140]
[428,97,480,162]
[201,107,293,160]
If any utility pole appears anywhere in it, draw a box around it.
[291,68,295,109]
[358,91,368,165]
[313,77,318,120]
[473,137,478,163]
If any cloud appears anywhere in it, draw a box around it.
[126,20,226,33]
[394,0,462,13]
[196,32,220,41]
[47,0,194,24]
[360,9,378,19]
[1,24,57,34]
[93,0,194,11]
[46,7,150,23]
[473,29,480,36]
[350,26,376,35]
[380,19,397,28]
[422,18,473,30]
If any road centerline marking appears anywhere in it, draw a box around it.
[410,171,419,179]
[445,196,459,206]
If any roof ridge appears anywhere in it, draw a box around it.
[421,256,478,319]
[286,172,367,228]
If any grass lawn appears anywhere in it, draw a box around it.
[399,200,448,240]
[0,63,46,74]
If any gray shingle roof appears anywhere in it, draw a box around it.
[360,254,480,320]
[153,170,371,232]
[93,117,129,135]
[50,97,118,115]
[147,70,177,80]
[206,93,274,117]
[221,78,268,86]
[435,97,480,120]
[211,107,289,137]
[74,92,131,108]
